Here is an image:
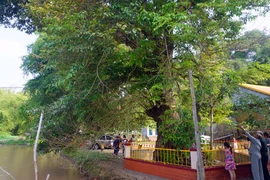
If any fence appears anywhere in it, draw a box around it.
[130,140,250,150]
[131,148,191,167]
[130,141,156,149]
[201,148,250,167]
[128,144,250,168]
[203,140,251,150]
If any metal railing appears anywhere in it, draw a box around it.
[129,145,250,168]
[201,148,250,167]
[131,141,156,149]
[131,147,191,167]
[202,140,250,150]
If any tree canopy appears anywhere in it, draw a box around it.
[0,0,37,33]
[12,0,270,150]
[0,90,31,135]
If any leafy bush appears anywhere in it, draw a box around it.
[64,149,116,176]
[5,139,28,145]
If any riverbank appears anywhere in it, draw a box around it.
[0,145,85,180]
[0,138,164,179]
[0,133,28,145]
[66,148,167,180]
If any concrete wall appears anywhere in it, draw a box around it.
[124,158,253,180]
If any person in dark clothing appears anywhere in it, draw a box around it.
[259,132,270,180]
[263,132,270,160]
[113,135,120,155]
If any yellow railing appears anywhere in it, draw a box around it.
[201,148,250,167]
[202,141,250,150]
[130,147,191,167]
[129,146,250,168]
[131,141,156,149]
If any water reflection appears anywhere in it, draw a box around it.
[0,145,86,180]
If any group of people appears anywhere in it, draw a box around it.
[223,126,270,180]
[113,134,135,156]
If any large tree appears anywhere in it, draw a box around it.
[229,30,270,85]
[21,0,270,149]
[0,90,30,135]
[0,0,37,33]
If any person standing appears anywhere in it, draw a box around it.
[113,135,120,156]
[259,132,270,180]
[122,135,128,156]
[130,134,136,142]
[263,132,270,160]
[239,126,264,180]
[223,142,236,180]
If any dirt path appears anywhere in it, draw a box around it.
[91,149,168,180]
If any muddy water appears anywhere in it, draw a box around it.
[0,145,86,180]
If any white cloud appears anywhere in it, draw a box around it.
[243,12,270,32]
[0,26,37,88]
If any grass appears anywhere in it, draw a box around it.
[64,149,117,178]
[0,132,28,145]
[4,139,28,145]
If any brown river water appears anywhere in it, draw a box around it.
[0,145,86,180]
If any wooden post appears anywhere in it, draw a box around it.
[188,70,205,180]
[0,166,16,180]
[34,111,44,180]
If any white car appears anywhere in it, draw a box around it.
[93,135,114,149]
[200,135,210,144]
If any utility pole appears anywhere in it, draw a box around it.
[188,70,205,180]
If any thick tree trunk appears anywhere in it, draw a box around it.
[146,104,172,148]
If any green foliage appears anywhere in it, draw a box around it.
[159,109,194,149]
[0,133,27,145]
[0,90,30,135]
[68,149,113,163]
[18,0,270,152]
[232,93,270,129]
[230,30,270,85]
[0,0,36,33]
[0,132,13,139]
[4,139,28,145]
[64,149,115,176]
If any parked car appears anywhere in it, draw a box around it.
[92,135,114,150]
[200,135,210,144]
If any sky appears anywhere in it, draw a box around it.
[244,12,270,32]
[0,27,37,89]
[0,12,270,90]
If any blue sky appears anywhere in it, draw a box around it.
[0,12,270,89]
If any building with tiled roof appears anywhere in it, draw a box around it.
[215,84,269,138]
[233,83,270,130]
[239,84,270,98]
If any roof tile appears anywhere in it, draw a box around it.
[239,84,270,96]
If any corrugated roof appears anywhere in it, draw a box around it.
[239,84,270,96]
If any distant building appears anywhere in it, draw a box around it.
[238,84,270,100]
[214,84,270,139]
[142,127,157,141]
[233,84,270,124]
